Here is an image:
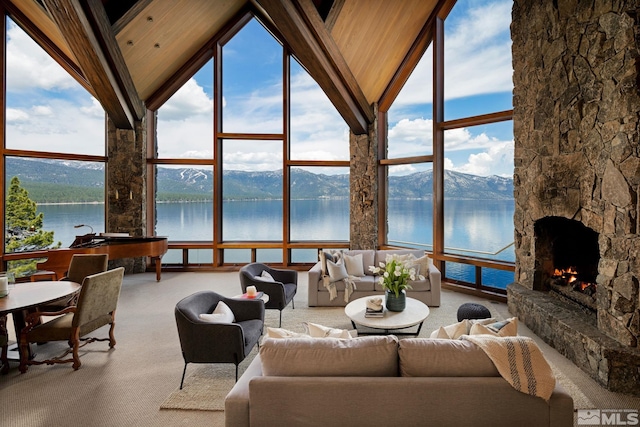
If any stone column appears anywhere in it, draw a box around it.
[106,112,148,273]
[349,104,378,250]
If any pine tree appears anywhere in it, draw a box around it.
[5,176,61,276]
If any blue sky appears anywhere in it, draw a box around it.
[5,0,514,177]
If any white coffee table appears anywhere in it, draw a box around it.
[345,296,429,336]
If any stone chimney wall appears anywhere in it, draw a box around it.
[512,0,640,346]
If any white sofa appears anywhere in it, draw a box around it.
[308,249,441,307]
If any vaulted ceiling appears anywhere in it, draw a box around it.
[6,0,455,133]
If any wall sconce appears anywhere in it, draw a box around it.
[114,188,133,200]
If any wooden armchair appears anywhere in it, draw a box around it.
[19,267,125,373]
[37,254,109,313]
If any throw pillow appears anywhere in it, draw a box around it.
[199,301,235,323]
[429,319,468,339]
[327,259,348,282]
[469,317,518,337]
[343,253,365,277]
[253,270,276,282]
[303,322,353,339]
[265,327,309,339]
[409,254,431,277]
[319,251,335,275]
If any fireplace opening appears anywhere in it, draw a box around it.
[534,217,599,312]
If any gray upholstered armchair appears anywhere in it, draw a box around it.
[239,263,297,327]
[174,291,264,389]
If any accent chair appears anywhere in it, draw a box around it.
[239,263,297,327]
[175,291,265,388]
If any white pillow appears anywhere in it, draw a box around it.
[265,327,309,339]
[199,301,235,323]
[254,270,276,282]
[429,320,468,339]
[303,322,353,339]
[469,317,518,337]
[429,317,499,339]
[327,259,348,282]
[344,253,365,277]
[408,254,430,276]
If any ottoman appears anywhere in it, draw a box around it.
[457,302,491,322]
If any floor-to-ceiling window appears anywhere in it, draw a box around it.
[441,0,514,292]
[383,0,515,294]
[2,16,106,277]
[151,14,349,269]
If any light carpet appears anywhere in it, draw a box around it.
[160,292,592,412]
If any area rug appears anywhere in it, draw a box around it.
[160,359,253,411]
[160,290,594,412]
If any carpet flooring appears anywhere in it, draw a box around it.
[1,271,638,427]
[160,292,594,413]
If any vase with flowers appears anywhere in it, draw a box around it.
[368,254,424,312]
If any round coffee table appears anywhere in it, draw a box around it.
[344,296,429,336]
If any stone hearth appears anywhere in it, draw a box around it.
[510,0,640,394]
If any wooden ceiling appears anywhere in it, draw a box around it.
[6,0,451,133]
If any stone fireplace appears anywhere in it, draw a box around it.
[534,216,599,313]
[508,0,640,394]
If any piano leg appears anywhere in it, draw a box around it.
[153,257,162,281]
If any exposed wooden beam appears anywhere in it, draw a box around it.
[324,0,344,31]
[256,0,373,135]
[84,0,144,121]
[112,0,153,35]
[42,0,142,129]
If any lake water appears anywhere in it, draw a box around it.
[36,199,515,289]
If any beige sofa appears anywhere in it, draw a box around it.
[225,336,574,427]
[308,249,441,307]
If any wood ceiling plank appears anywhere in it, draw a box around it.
[256,0,372,134]
[331,0,436,104]
[116,0,243,102]
[42,0,136,128]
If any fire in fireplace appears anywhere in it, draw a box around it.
[534,217,599,312]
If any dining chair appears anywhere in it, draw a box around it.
[42,253,109,311]
[0,315,8,374]
[19,267,125,373]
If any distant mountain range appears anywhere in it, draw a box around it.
[5,158,513,203]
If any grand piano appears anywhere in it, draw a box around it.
[35,235,168,281]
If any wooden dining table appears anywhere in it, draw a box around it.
[0,281,81,371]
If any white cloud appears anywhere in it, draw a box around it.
[223,149,283,171]
[395,0,513,107]
[387,116,513,176]
[388,118,433,157]
[6,99,105,154]
[6,21,78,92]
[446,140,514,177]
[158,79,213,121]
